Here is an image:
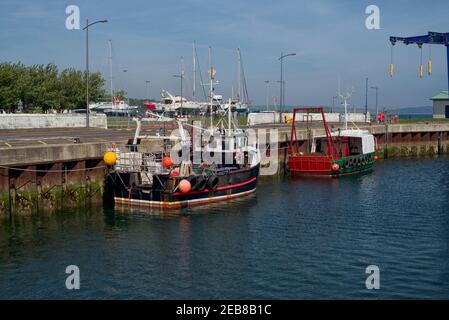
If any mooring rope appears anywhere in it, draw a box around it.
[0,165,106,173]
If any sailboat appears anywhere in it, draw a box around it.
[89,40,138,116]
[288,95,378,177]
[156,42,208,116]
[226,48,250,114]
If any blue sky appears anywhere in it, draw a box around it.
[0,0,448,109]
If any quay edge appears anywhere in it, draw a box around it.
[1,122,449,215]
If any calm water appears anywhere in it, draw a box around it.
[1,157,449,300]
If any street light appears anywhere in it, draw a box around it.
[279,52,296,123]
[173,74,184,115]
[365,77,369,122]
[82,18,108,128]
[332,96,338,113]
[370,86,379,122]
[122,69,129,106]
[146,81,151,102]
[265,81,270,111]
[122,69,130,127]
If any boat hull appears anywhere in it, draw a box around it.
[109,164,260,209]
[288,153,375,177]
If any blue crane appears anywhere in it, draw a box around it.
[390,32,449,94]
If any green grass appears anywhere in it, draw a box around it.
[107,117,136,129]
[106,115,248,129]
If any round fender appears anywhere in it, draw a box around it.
[187,176,198,191]
[207,175,219,191]
[195,176,207,191]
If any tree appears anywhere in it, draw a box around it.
[85,71,106,106]
[59,68,84,111]
[0,62,107,113]
[0,62,23,112]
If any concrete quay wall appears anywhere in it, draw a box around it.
[0,114,107,129]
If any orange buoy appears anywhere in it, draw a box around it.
[332,163,340,172]
[103,151,117,166]
[178,179,191,193]
[162,156,174,168]
[374,155,379,161]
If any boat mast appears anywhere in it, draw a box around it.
[108,40,114,108]
[339,93,350,131]
[237,48,241,102]
[209,46,213,129]
[228,99,232,135]
[193,41,196,101]
[343,96,348,131]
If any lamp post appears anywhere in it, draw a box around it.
[332,96,338,113]
[370,86,379,122]
[365,77,369,122]
[122,69,130,127]
[265,81,270,111]
[279,52,296,123]
[82,18,108,128]
[173,74,184,115]
[146,80,151,102]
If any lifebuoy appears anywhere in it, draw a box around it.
[207,175,219,191]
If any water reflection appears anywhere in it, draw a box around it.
[1,157,449,299]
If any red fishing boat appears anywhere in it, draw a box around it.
[288,107,378,177]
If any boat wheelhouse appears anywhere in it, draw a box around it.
[288,107,378,177]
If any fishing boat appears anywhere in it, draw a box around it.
[105,54,261,209]
[104,115,260,209]
[288,106,378,177]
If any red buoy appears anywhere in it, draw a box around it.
[178,179,191,193]
[163,156,174,168]
[374,155,379,161]
[332,163,340,172]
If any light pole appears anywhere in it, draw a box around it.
[122,69,130,127]
[332,96,338,113]
[371,86,379,122]
[173,74,184,115]
[279,52,296,123]
[265,81,270,111]
[146,80,151,102]
[82,18,108,128]
[365,77,369,122]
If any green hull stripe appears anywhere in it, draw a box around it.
[330,152,376,175]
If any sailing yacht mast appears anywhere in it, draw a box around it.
[237,48,241,101]
[209,46,213,129]
[193,41,196,101]
[108,40,114,108]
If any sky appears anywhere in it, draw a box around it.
[0,0,448,110]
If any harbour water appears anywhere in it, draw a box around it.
[1,156,449,299]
